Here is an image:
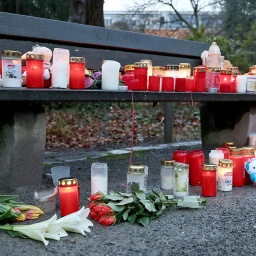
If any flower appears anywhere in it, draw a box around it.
[89,203,115,221]
[89,192,104,202]
[98,215,116,226]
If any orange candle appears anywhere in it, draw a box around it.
[26,53,44,88]
[58,177,79,216]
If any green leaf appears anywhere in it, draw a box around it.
[104,194,124,201]
[119,192,132,197]
[128,213,136,224]
[140,200,157,212]
[107,202,125,212]
[7,230,24,238]
[109,191,122,197]
[135,191,146,200]
[137,216,150,227]
[0,195,18,203]
[115,197,134,205]
[122,209,130,220]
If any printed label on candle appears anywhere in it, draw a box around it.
[175,170,188,192]
[218,171,232,191]
[246,77,256,92]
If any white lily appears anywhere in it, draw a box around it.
[54,206,93,235]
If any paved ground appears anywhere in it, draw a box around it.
[1,141,256,256]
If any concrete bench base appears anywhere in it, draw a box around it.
[0,103,45,190]
[200,102,256,149]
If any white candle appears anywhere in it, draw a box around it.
[209,150,224,182]
[91,176,108,194]
[51,62,69,88]
[248,132,256,146]
[217,159,233,191]
[101,60,120,90]
[236,75,247,93]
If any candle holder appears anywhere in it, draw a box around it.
[173,162,189,198]
[134,62,148,91]
[172,149,189,164]
[206,66,221,93]
[58,177,79,216]
[229,148,244,187]
[193,66,206,92]
[217,159,233,192]
[202,163,217,197]
[179,63,191,78]
[91,163,108,195]
[69,57,85,89]
[209,150,224,182]
[160,160,175,194]
[189,150,205,186]
[220,69,231,93]
[26,53,44,88]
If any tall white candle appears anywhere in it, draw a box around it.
[91,176,108,194]
[51,62,69,88]
[209,150,224,182]
[217,159,233,191]
[236,75,247,93]
[102,60,120,90]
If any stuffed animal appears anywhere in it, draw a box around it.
[244,158,256,183]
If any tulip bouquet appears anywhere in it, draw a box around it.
[89,183,206,227]
[0,206,93,246]
[0,195,44,222]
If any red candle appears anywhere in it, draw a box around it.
[243,147,254,184]
[216,147,230,159]
[69,57,85,89]
[193,66,206,92]
[134,62,148,90]
[148,76,160,91]
[220,70,231,93]
[189,150,205,186]
[59,177,79,216]
[0,60,2,77]
[175,78,185,92]
[185,77,195,92]
[202,163,217,197]
[172,149,189,164]
[26,53,44,88]
[162,77,174,91]
[229,148,244,187]
[230,81,236,93]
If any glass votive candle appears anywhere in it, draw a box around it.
[220,69,231,93]
[178,63,191,78]
[134,62,148,91]
[162,77,174,91]
[206,66,221,93]
[217,159,233,192]
[172,149,189,164]
[148,76,160,91]
[175,78,185,92]
[58,177,79,216]
[91,162,108,194]
[160,160,175,194]
[189,150,205,186]
[69,57,85,89]
[185,77,194,92]
[229,148,244,187]
[173,162,189,198]
[202,163,217,197]
[193,66,206,92]
[236,75,247,93]
[26,53,44,88]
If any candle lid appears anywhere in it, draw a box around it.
[140,59,152,65]
[70,57,85,63]
[161,160,175,166]
[218,159,233,167]
[230,148,243,155]
[207,66,221,73]
[58,177,78,186]
[128,164,145,174]
[221,69,232,75]
[202,163,217,171]
[194,66,206,72]
[165,64,179,70]
[243,147,254,155]
[223,141,235,147]
[152,66,162,71]
[134,62,147,68]
[124,64,134,71]
[179,63,190,68]
[26,53,44,60]
[2,50,22,58]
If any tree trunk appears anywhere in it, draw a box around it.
[70,0,104,27]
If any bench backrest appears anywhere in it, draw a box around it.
[0,12,209,70]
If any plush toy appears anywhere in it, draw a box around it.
[244,158,256,183]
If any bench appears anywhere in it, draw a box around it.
[1,12,255,190]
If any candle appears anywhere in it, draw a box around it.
[216,147,230,159]
[219,69,231,93]
[160,160,175,194]
[127,79,139,90]
[140,59,152,90]
[69,57,85,89]
[185,77,194,92]
[162,77,174,91]
[236,75,247,93]
[206,66,220,93]
[193,66,206,92]
[122,64,134,86]
[152,66,164,77]
[217,159,233,192]
[178,63,191,78]
[58,177,79,216]
[101,60,121,90]
[148,76,160,91]
[189,150,204,186]
[172,149,189,164]
[209,150,224,182]
[202,163,217,197]
[26,53,44,88]
[175,78,186,92]
[229,148,244,187]
[164,64,179,78]
[91,163,108,194]
[134,62,148,91]
[173,162,189,198]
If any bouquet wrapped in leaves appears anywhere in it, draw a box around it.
[89,184,206,227]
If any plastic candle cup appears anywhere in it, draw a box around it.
[236,75,247,93]
[242,147,254,184]
[175,78,186,92]
[189,150,205,186]
[122,64,134,86]
[202,163,217,197]
[91,163,108,194]
[206,66,221,93]
[209,149,224,182]
[134,62,148,91]
[162,77,174,91]
[172,149,189,164]
[69,57,85,89]
[178,63,191,78]
[101,60,121,90]
[58,177,79,216]
[229,148,244,187]
[217,159,233,192]
[219,69,231,93]
[185,77,195,92]
[193,66,206,92]
[140,59,152,90]
[160,160,175,194]
[148,76,160,91]
[127,79,140,90]
[26,53,44,88]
